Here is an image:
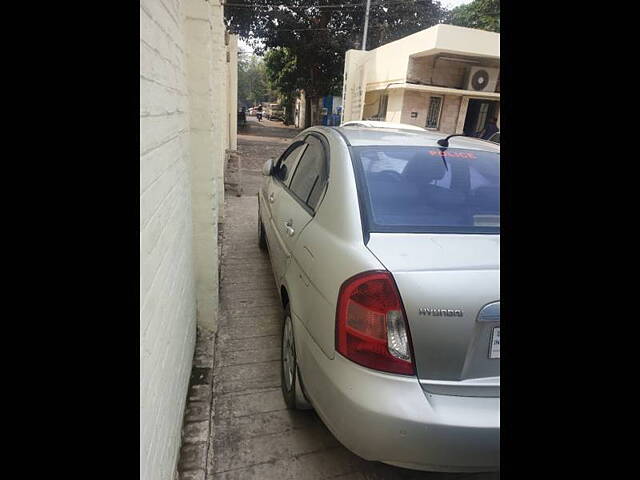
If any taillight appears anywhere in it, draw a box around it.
[335,270,415,375]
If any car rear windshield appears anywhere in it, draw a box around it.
[352,146,499,234]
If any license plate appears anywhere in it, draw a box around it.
[489,327,500,359]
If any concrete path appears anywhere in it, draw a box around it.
[179,120,500,480]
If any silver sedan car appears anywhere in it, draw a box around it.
[258,126,500,472]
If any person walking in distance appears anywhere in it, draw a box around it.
[256,104,263,122]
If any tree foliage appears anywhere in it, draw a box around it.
[263,47,299,123]
[225,1,447,103]
[237,54,273,107]
[446,0,500,33]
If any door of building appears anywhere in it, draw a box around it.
[463,99,499,137]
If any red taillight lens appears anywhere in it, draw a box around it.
[335,271,415,375]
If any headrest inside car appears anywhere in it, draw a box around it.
[403,153,447,183]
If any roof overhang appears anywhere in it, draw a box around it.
[410,49,500,61]
[365,82,500,99]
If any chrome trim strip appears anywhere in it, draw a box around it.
[419,377,500,397]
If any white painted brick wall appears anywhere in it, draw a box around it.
[209,2,227,217]
[141,0,232,478]
[140,1,197,479]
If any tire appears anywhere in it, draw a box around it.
[281,304,312,410]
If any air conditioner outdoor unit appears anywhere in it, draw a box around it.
[464,66,500,92]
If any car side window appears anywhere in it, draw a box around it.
[274,143,306,186]
[289,136,328,211]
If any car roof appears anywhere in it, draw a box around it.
[325,126,500,153]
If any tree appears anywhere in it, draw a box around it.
[225,1,446,126]
[263,47,298,124]
[237,54,273,107]
[446,0,500,33]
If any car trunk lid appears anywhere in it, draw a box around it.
[367,232,500,397]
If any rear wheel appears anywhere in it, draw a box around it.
[281,304,311,410]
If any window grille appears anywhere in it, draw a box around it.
[426,96,443,129]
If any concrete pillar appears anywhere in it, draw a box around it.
[384,89,404,123]
[209,0,227,220]
[342,49,369,122]
[228,34,238,151]
[184,0,221,330]
[455,96,469,134]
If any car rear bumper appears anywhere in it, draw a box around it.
[295,315,500,472]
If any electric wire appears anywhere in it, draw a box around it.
[221,0,431,9]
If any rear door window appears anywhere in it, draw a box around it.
[289,136,328,211]
[353,146,499,233]
[274,143,307,186]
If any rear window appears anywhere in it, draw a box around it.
[352,146,499,234]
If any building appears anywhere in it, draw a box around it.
[341,24,499,136]
[293,91,343,128]
[140,1,237,479]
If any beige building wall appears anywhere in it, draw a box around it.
[383,89,404,123]
[362,26,440,87]
[362,91,381,119]
[360,24,499,89]
[399,90,426,126]
[140,1,231,479]
[440,95,463,133]
[407,57,469,89]
[400,93,462,134]
[341,49,368,122]
[342,24,500,130]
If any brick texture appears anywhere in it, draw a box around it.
[140,1,232,479]
[140,1,197,480]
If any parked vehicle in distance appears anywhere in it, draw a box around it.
[271,111,285,122]
[341,120,426,131]
[258,126,500,472]
[488,131,500,144]
[266,103,284,120]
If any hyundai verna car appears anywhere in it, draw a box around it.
[257,125,500,472]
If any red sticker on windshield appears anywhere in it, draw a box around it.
[428,150,476,159]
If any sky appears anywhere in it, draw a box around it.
[442,0,472,7]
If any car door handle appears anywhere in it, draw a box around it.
[269,192,275,203]
[284,219,295,236]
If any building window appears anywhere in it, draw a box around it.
[426,96,443,129]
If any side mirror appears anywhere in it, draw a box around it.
[262,159,274,176]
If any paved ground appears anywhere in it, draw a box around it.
[235,117,301,196]
[178,118,500,480]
